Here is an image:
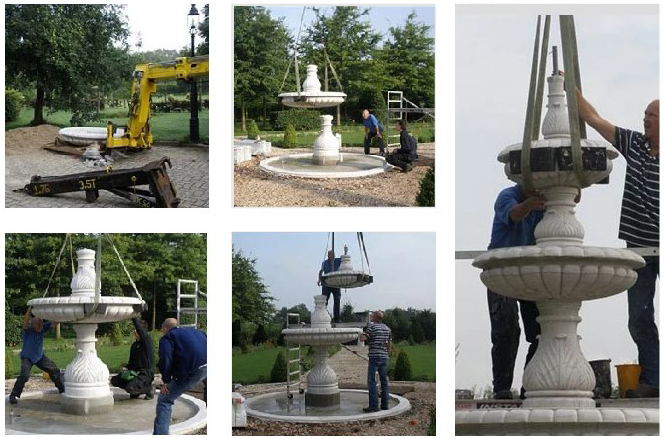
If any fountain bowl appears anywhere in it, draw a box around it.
[28,296,143,324]
[282,327,361,346]
[473,245,644,301]
[278,92,347,109]
[259,153,392,178]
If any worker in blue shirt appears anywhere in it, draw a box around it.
[486,185,545,399]
[154,318,207,435]
[362,109,385,155]
[318,250,342,323]
[9,306,65,404]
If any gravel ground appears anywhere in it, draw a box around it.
[234,143,435,207]
[233,346,436,436]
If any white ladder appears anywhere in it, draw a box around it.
[176,279,207,328]
[386,91,404,149]
[285,313,304,398]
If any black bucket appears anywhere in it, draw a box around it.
[589,359,612,399]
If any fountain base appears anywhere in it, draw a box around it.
[61,392,114,416]
[305,392,340,407]
[246,389,410,423]
[259,153,392,178]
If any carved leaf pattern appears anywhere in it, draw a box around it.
[65,352,109,384]
[523,336,595,391]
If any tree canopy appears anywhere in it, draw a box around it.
[232,246,275,323]
[5,4,131,125]
[5,234,207,333]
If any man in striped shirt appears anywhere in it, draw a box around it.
[360,310,392,412]
[577,92,659,398]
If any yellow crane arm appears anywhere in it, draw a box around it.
[106,55,209,149]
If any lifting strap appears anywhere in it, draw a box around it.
[105,234,143,301]
[357,232,371,274]
[42,233,72,298]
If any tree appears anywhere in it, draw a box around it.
[287,304,311,324]
[270,351,287,382]
[283,123,297,148]
[197,4,209,56]
[340,303,355,323]
[5,5,131,125]
[252,323,268,345]
[234,7,291,130]
[382,12,435,107]
[300,7,382,120]
[232,246,275,324]
[394,350,413,380]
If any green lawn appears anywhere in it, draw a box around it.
[6,332,162,377]
[234,122,434,148]
[390,344,436,382]
[6,107,209,142]
[232,346,283,384]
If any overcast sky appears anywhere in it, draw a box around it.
[456,5,659,393]
[124,3,205,52]
[233,232,435,313]
[266,6,435,46]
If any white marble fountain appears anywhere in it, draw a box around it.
[245,246,410,422]
[27,248,144,415]
[455,72,658,435]
[259,64,392,178]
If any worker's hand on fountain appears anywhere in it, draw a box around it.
[161,384,170,395]
[524,193,547,211]
[317,280,322,286]
[574,188,581,204]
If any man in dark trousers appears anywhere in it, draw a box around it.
[386,119,417,172]
[487,185,545,399]
[317,249,342,323]
[153,318,207,435]
[576,91,660,398]
[362,109,385,155]
[360,310,392,412]
[9,306,65,404]
[110,317,154,399]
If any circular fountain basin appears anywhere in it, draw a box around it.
[282,328,362,345]
[58,127,125,146]
[278,92,346,109]
[456,407,659,435]
[5,388,206,434]
[259,153,392,178]
[473,246,645,301]
[28,296,143,324]
[322,271,373,289]
[246,389,410,423]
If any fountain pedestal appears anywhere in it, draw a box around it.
[312,115,340,166]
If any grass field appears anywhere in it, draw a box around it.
[234,122,434,148]
[232,343,436,385]
[390,344,436,382]
[232,346,282,384]
[6,107,209,142]
[6,332,162,377]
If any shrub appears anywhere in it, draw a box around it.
[5,303,22,347]
[270,351,287,382]
[5,89,24,122]
[416,166,435,207]
[273,108,320,131]
[426,408,436,435]
[6,346,14,379]
[252,323,267,345]
[394,350,413,380]
[110,322,125,346]
[283,123,298,148]
[247,120,260,140]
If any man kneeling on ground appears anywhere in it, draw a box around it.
[110,317,154,399]
[386,119,417,172]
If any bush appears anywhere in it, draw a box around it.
[426,408,436,435]
[110,322,125,346]
[270,351,287,382]
[5,89,24,122]
[394,351,413,380]
[416,166,435,207]
[5,304,22,347]
[247,120,260,140]
[6,346,14,379]
[252,323,267,345]
[283,123,298,148]
[273,108,320,131]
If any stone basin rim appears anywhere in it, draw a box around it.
[259,153,392,179]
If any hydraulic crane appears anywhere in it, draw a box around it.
[106,55,209,149]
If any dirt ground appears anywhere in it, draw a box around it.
[4,125,61,153]
[234,143,435,207]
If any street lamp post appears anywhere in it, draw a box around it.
[188,4,200,143]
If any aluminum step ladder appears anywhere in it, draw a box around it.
[285,313,304,398]
[177,279,207,328]
[386,91,404,150]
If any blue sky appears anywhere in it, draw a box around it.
[456,5,658,391]
[266,6,435,47]
[233,232,436,312]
